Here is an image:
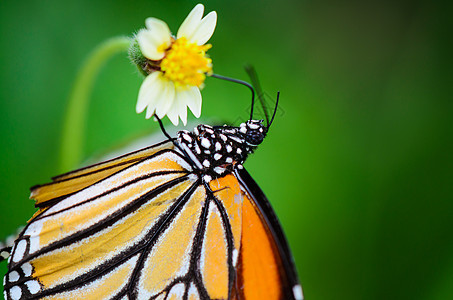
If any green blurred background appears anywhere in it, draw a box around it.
[1,0,452,299]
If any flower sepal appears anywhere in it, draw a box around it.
[129,39,159,77]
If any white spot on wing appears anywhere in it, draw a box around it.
[22,262,33,277]
[226,145,232,153]
[12,240,26,262]
[225,157,233,163]
[232,249,238,266]
[10,285,22,300]
[25,280,41,294]
[215,142,222,151]
[203,175,212,182]
[167,283,185,298]
[293,284,304,300]
[8,271,19,282]
[1,250,10,259]
[214,153,222,160]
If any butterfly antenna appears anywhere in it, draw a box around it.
[210,73,255,120]
[244,65,270,125]
[268,91,280,129]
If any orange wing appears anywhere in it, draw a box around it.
[232,168,303,300]
[207,169,302,300]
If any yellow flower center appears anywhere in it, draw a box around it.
[160,37,212,88]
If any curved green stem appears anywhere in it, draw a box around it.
[59,36,132,173]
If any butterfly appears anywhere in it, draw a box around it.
[1,71,303,300]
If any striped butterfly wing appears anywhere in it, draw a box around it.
[0,140,175,262]
[3,147,244,299]
[31,140,174,208]
[4,146,206,299]
[3,120,302,300]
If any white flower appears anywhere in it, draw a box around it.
[136,4,217,126]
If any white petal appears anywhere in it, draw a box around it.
[136,72,162,113]
[186,87,202,118]
[137,29,165,61]
[137,18,171,60]
[177,4,204,40]
[175,92,188,126]
[145,105,154,119]
[166,105,179,126]
[189,11,217,45]
[165,87,182,126]
[145,76,176,119]
[179,105,188,126]
[155,80,176,119]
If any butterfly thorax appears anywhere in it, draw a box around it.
[177,120,267,182]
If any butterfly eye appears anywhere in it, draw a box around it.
[245,130,264,146]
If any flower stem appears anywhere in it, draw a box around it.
[59,36,132,173]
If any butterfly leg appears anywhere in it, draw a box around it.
[155,116,200,168]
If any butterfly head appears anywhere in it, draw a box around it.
[240,119,267,147]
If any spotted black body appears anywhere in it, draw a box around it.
[177,120,267,183]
